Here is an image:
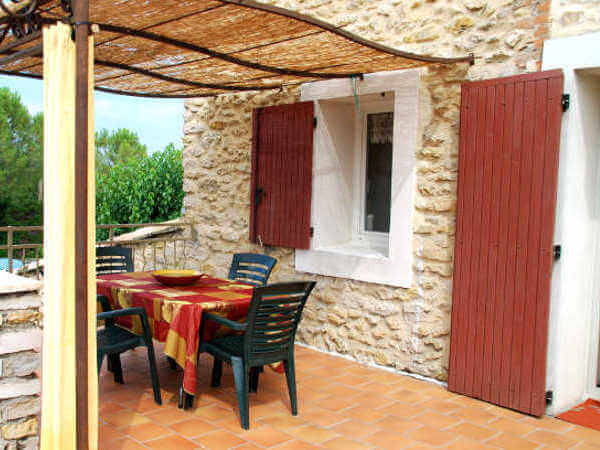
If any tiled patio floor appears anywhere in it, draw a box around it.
[99,344,600,449]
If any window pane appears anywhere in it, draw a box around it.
[365,112,393,233]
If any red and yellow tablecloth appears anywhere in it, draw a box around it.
[97,271,255,395]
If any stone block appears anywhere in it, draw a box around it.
[0,397,40,422]
[0,331,42,356]
[1,417,37,440]
[0,379,40,401]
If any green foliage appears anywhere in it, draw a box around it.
[0,87,43,227]
[95,143,183,239]
[95,128,148,174]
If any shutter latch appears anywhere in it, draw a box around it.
[553,244,561,261]
[310,227,314,238]
[561,94,570,112]
[313,117,318,128]
[545,391,553,405]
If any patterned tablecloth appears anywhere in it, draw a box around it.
[97,271,255,395]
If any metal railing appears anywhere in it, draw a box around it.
[0,221,196,278]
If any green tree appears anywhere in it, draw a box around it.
[95,128,148,174]
[0,88,43,228]
[95,143,183,239]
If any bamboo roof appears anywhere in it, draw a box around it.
[0,0,474,98]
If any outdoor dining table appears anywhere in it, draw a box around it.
[96,271,256,401]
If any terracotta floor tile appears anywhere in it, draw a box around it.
[331,419,383,439]
[258,414,307,433]
[98,423,123,444]
[123,422,173,442]
[105,410,152,428]
[363,429,420,448]
[332,374,369,387]
[526,429,578,448]
[124,396,164,414]
[486,432,539,450]
[566,425,600,445]
[233,444,263,450]
[360,382,401,396]
[145,435,198,450]
[287,424,340,444]
[452,406,497,426]
[237,425,293,447]
[302,407,348,427]
[102,438,148,450]
[388,389,428,404]
[321,437,373,450]
[273,439,323,450]
[377,402,426,419]
[414,411,460,430]
[373,415,423,433]
[571,443,600,450]
[169,418,218,438]
[403,426,456,446]
[99,401,128,414]
[193,403,237,422]
[419,399,461,414]
[145,407,194,425]
[520,415,573,433]
[344,406,388,424]
[193,429,247,449]
[351,392,395,410]
[442,435,496,450]
[487,417,538,437]
[447,422,497,441]
[315,395,357,412]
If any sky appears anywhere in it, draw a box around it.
[0,75,184,153]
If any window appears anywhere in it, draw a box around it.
[364,112,393,234]
[295,69,419,287]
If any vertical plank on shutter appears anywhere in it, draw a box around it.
[475,84,496,399]
[250,109,260,243]
[518,79,548,413]
[531,75,563,415]
[509,79,536,410]
[449,70,564,416]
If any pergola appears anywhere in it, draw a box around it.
[0,1,473,448]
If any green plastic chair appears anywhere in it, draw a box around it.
[199,281,316,429]
[97,295,162,405]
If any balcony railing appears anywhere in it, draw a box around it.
[0,221,195,278]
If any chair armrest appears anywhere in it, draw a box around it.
[204,312,247,331]
[97,307,146,321]
[97,307,153,344]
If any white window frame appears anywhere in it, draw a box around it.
[295,69,419,288]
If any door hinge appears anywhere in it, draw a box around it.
[561,94,570,112]
[545,390,553,405]
[313,117,318,128]
[553,244,561,261]
[310,227,314,237]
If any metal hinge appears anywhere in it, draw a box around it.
[313,117,317,128]
[310,227,314,237]
[562,94,570,112]
[553,244,561,261]
[545,390,553,405]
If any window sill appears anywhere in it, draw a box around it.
[317,240,389,259]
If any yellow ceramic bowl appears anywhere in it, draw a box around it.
[151,270,206,286]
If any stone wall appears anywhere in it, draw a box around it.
[551,0,600,38]
[0,273,42,450]
[182,0,600,382]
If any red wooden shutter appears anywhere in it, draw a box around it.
[250,102,314,249]
[448,70,564,416]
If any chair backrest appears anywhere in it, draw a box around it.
[228,253,277,286]
[96,246,133,275]
[244,281,316,365]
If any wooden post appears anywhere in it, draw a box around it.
[41,17,97,450]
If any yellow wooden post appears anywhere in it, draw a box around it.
[41,21,97,450]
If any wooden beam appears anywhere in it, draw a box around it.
[40,18,97,450]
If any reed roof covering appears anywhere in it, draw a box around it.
[0,0,474,98]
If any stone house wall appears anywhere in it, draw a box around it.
[0,273,42,450]
[182,0,600,382]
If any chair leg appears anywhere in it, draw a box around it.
[211,358,223,387]
[284,356,298,415]
[97,352,104,375]
[146,344,162,405]
[249,367,260,393]
[232,358,249,430]
[108,354,124,384]
[166,356,178,371]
